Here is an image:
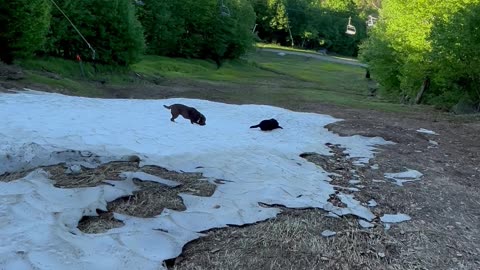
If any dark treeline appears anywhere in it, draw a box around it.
[0,0,378,66]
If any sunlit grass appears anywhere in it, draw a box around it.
[18,51,428,113]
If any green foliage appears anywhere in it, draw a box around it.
[251,0,372,56]
[429,3,480,108]
[360,0,480,110]
[137,0,256,63]
[0,0,51,64]
[45,0,145,66]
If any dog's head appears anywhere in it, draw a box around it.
[197,114,206,126]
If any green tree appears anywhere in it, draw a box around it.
[136,0,184,56]
[428,3,480,109]
[46,0,145,66]
[0,0,51,64]
[251,0,369,55]
[138,0,255,64]
[360,0,479,107]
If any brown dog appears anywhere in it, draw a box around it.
[164,104,206,126]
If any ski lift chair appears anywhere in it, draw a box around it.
[346,17,356,35]
[366,15,377,27]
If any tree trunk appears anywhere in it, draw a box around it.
[415,76,430,104]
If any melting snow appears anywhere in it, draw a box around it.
[381,213,411,223]
[321,230,337,237]
[120,171,181,187]
[416,128,439,135]
[0,90,394,269]
[384,169,423,186]
[348,179,361,185]
[358,220,374,228]
[367,199,378,207]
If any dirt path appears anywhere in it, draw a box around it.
[260,48,368,68]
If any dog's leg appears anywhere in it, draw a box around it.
[171,112,178,122]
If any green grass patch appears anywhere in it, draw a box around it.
[15,52,430,114]
[256,43,320,55]
[132,55,274,83]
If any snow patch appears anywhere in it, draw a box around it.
[367,199,378,207]
[321,230,337,237]
[358,220,374,228]
[0,91,394,268]
[120,171,181,187]
[384,169,423,186]
[416,128,439,135]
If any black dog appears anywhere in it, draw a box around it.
[250,119,283,131]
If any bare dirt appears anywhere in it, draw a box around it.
[1,64,479,270]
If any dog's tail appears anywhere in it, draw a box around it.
[163,105,171,109]
[250,124,260,129]
[278,126,283,129]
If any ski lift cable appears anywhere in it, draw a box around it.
[49,0,96,60]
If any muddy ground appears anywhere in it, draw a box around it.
[1,63,479,270]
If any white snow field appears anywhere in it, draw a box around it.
[0,90,395,269]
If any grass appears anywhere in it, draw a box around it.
[256,43,360,61]
[256,42,321,54]
[16,50,429,113]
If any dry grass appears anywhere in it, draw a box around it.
[0,170,31,182]
[43,161,216,233]
[172,209,399,270]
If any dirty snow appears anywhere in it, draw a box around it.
[0,90,394,269]
[384,169,423,186]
